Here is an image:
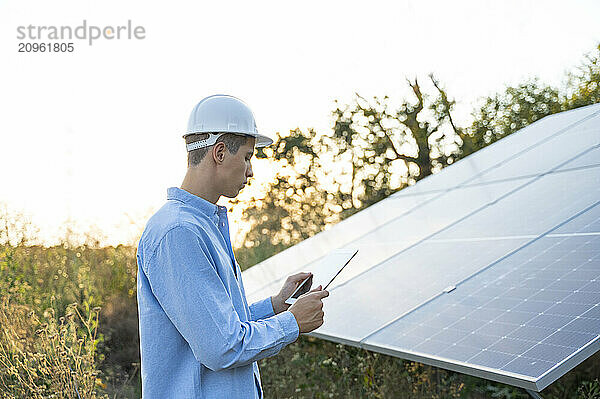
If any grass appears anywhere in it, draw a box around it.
[0,212,599,398]
[0,297,106,398]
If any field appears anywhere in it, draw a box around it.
[1,220,598,398]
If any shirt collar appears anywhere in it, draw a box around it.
[167,187,227,217]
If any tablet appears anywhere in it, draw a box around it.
[284,248,359,305]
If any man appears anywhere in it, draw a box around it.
[136,94,329,398]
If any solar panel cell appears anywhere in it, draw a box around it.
[469,350,515,369]
[496,311,537,325]
[508,325,555,342]
[582,305,600,318]
[502,357,555,377]
[526,314,573,329]
[413,339,450,354]
[522,344,574,363]
[543,330,597,348]
[438,344,482,362]
[488,338,535,355]
[563,317,599,334]
[429,328,467,344]
[553,201,600,233]
[545,302,592,316]
[512,300,555,313]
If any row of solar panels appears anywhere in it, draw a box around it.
[242,103,600,392]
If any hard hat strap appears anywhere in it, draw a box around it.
[185,133,226,152]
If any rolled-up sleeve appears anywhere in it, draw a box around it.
[249,297,276,321]
[143,226,299,372]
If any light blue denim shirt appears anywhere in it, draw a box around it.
[137,187,299,398]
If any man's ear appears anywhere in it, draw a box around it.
[213,142,226,164]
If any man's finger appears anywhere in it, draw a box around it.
[306,289,329,299]
[303,287,329,300]
[307,285,322,294]
[290,272,312,283]
[297,285,322,299]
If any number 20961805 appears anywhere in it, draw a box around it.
[18,42,74,52]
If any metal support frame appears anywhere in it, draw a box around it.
[525,389,544,399]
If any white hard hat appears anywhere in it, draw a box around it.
[183,94,273,151]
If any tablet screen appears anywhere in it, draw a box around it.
[285,249,358,305]
[288,275,313,300]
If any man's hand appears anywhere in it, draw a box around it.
[271,272,312,314]
[288,286,329,333]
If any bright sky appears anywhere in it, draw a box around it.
[0,0,598,247]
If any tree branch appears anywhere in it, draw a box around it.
[407,78,424,115]
[426,123,440,138]
[374,117,404,159]
[393,153,418,163]
[430,74,463,139]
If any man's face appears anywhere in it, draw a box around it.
[221,137,255,198]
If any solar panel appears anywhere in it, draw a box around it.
[464,115,600,184]
[363,218,600,391]
[313,237,531,344]
[241,103,600,393]
[352,178,529,245]
[553,200,600,234]
[241,192,438,294]
[435,167,600,240]
[557,144,600,171]
[246,177,533,303]
[246,241,414,303]
[392,104,600,197]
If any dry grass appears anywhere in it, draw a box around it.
[0,295,108,398]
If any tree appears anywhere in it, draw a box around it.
[465,79,562,152]
[462,44,599,155]
[564,44,600,110]
[330,75,470,209]
[234,128,343,268]
[235,76,466,267]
